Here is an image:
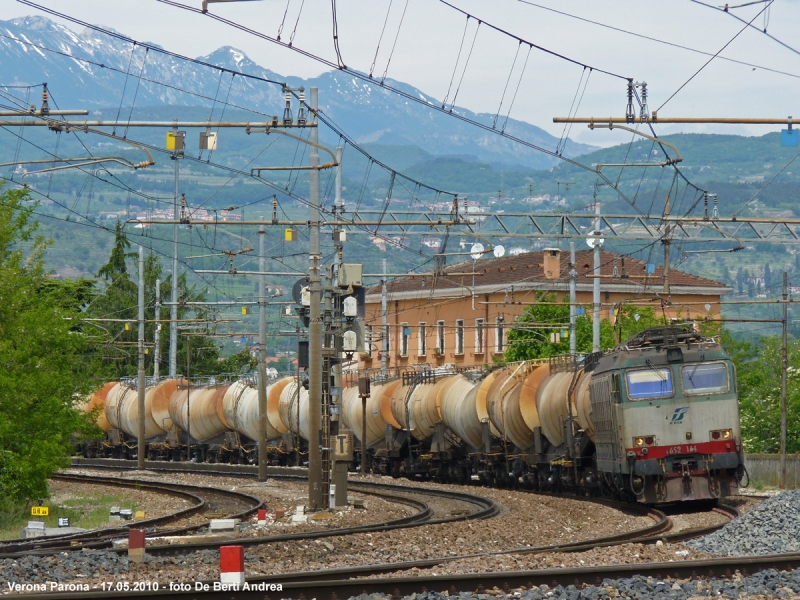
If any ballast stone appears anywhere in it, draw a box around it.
[686,489,800,556]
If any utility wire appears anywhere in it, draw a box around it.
[516,0,800,80]
[691,0,800,59]
[656,0,773,112]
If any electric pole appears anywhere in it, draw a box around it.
[169,137,181,377]
[153,278,161,378]
[137,245,146,470]
[592,203,601,353]
[258,217,268,482]
[781,271,788,489]
[332,144,348,506]
[664,193,671,297]
[381,258,388,377]
[307,87,323,510]
[569,241,576,359]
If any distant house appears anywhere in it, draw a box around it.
[362,248,730,368]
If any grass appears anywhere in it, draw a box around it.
[0,492,139,540]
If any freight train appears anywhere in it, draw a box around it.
[79,325,746,504]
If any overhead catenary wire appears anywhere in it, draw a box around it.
[656,0,773,112]
[691,0,800,59]
[9,1,720,286]
[112,41,137,136]
[380,0,410,83]
[36,0,651,222]
[148,0,661,221]
[0,33,463,254]
[369,0,394,78]
[492,41,522,130]
[448,18,481,112]
[516,0,800,80]
[500,43,533,133]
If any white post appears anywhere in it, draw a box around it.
[169,154,179,377]
[153,278,161,378]
[137,245,146,470]
[593,203,601,353]
[569,242,576,358]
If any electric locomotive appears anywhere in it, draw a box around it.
[588,325,742,503]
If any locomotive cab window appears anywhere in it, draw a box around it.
[681,362,729,395]
[625,368,673,400]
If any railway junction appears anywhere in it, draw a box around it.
[3,2,800,599]
[2,462,800,599]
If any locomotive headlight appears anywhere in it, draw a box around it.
[711,429,733,441]
[633,436,656,448]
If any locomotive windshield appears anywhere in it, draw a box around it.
[625,367,673,400]
[681,361,729,395]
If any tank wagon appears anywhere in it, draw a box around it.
[81,376,298,464]
[79,325,745,504]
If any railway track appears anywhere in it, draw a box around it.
[1,461,499,559]
[0,474,263,557]
[5,459,756,600]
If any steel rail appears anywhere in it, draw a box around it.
[40,461,758,600]
[73,478,494,558]
[17,551,800,600]
[0,474,262,558]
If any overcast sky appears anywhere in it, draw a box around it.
[2,0,800,146]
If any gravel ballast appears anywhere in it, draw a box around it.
[346,568,800,599]
[686,490,800,556]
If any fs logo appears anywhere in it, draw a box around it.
[670,407,689,424]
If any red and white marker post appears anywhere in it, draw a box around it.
[128,529,145,563]
[219,545,245,585]
[257,508,267,526]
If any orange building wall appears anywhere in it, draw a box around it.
[361,289,723,369]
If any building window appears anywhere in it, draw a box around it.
[418,322,427,356]
[475,318,484,354]
[495,316,505,353]
[437,320,446,353]
[400,322,409,357]
[455,319,464,355]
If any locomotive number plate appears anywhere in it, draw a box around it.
[667,445,698,455]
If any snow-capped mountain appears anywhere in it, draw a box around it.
[0,16,594,169]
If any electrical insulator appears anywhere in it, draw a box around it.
[296,91,307,125]
[41,84,49,115]
[639,81,649,122]
[283,92,293,125]
[179,194,189,224]
[625,80,635,124]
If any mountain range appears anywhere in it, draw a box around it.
[0,15,595,170]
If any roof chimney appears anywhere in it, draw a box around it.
[541,248,561,280]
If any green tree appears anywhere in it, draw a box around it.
[504,292,615,361]
[216,349,258,374]
[722,332,800,454]
[0,186,101,515]
[612,305,665,343]
[87,229,226,377]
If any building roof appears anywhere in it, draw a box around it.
[370,249,727,297]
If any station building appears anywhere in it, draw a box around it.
[361,248,730,369]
